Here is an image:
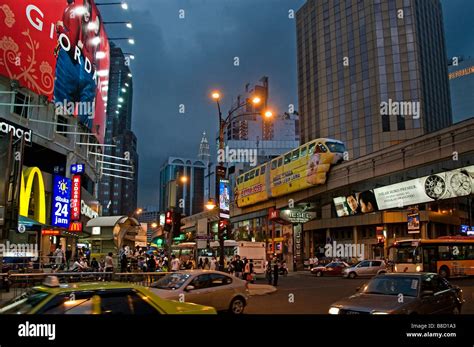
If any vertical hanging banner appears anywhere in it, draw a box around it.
[71,175,81,221]
[51,175,71,228]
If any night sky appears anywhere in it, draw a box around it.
[100,0,474,208]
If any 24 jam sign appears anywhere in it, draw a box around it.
[51,175,71,228]
[71,175,81,221]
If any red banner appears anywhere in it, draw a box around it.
[71,174,81,220]
[0,0,110,143]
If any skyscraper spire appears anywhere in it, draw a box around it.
[198,131,210,162]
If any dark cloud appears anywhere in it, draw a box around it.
[102,0,474,207]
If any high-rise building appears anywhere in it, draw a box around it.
[448,56,474,123]
[99,43,139,216]
[296,0,452,158]
[198,131,211,162]
[159,157,206,216]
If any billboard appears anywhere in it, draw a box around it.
[0,1,110,143]
[334,166,474,217]
[219,179,230,219]
[374,165,474,209]
[333,190,379,217]
[51,175,71,228]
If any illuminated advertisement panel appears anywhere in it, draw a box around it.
[219,179,230,219]
[333,190,379,217]
[71,175,81,221]
[334,166,474,217]
[51,175,71,228]
[0,1,110,143]
[374,165,474,210]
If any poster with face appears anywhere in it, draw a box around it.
[0,0,110,143]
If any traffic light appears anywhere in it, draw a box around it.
[173,211,185,234]
[219,219,229,239]
[164,210,173,232]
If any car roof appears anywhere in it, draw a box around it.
[34,281,146,294]
[377,272,436,278]
[172,270,232,275]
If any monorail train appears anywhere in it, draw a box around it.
[235,138,346,207]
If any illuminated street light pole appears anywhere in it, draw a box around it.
[210,91,273,271]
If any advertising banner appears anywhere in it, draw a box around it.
[407,213,420,233]
[219,179,230,219]
[374,165,474,210]
[333,190,379,217]
[51,174,71,228]
[0,1,110,143]
[334,166,474,217]
[71,175,81,221]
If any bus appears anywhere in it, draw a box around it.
[198,240,266,274]
[171,242,197,264]
[391,237,474,278]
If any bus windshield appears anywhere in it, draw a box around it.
[325,141,345,153]
[395,244,420,263]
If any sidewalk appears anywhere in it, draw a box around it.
[248,283,277,296]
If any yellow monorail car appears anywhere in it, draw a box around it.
[235,138,345,208]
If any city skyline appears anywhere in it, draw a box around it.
[106,0,474,207]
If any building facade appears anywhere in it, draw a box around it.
[99,44,139,216]
[448,56,474,123]
[296,0,452,158]
[159,157,207,217]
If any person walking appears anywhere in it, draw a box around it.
[203,257,210,270]
[273,258,279,287]
[171,254,181,271]
[210,257,217,271]
[147,255,156,272]
[104,252,114,280]
[265,260,273,285]
[232,255,243,278]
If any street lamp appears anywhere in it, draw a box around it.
[205,199,216,211]
[180,175,188,184]
[209,90,272,270]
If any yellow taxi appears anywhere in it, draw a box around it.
[0,276,216,315]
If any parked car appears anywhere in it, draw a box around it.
[329,273,464,314]
[0,276,216,315]
[311,261,349,277]
[342,259,388,278]
[149,270,249,314]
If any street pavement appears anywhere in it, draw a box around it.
[245,271,474,314]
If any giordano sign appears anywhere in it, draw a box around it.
[19,167,46,224]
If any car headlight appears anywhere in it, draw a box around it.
[415,265,421,272]
[371,311,389,315]
[328,307,340,315]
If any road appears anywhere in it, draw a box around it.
[245,272,474,314]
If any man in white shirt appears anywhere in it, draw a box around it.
[210,257,217,270]
[171,255,180,271]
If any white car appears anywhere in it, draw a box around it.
[149,270,250,314]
